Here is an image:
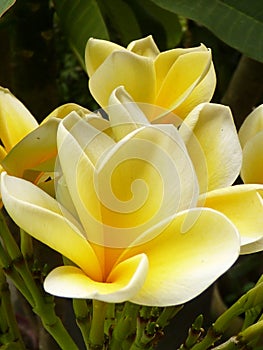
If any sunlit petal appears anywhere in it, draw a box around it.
[44,253,148,302]
[199,185,263,252]
[179,103,242,193]
[154,45,208,91]
[174,63,216,119]
[85,38,124,76]
[1,173,102,280]
[119,208,239,306]
[78,124,198,249]
[89,51,156,108]
[155,50,212,113]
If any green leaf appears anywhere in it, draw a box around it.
[53,0,109,69]
[134,0,183,49]
[150,0,263,62]
[97,0,142,46]
[0,0,15,18]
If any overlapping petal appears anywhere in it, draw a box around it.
[155,50,213,114]
[85,36,216,120]
[1,172,102,280]
[199,185,263,253]
[44,254,148,302]
[179,103,242,193]
[0,87,38,153]
[89,51,156,108]
[118,208,240,306]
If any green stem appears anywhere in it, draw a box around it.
[0,269,26,349]
[73,299,92,348]
[20,228,33,260]
[89,300,107,349]
[110,302,140,350]
[0,241,34,304]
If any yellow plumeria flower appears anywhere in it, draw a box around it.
[1,87,240,306]
[85,36,216,121]
[179,103,263,254]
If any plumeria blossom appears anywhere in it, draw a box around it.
[85,36,216,121]
[1,87,240,306]
[179,103,263,254]
[0,86,89,194]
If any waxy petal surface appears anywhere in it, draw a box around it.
[89,51,156,108]
[199,185,263,253]
[1,173,102,280]
[0,87,38,152]
[155,51,212,113]
[85,38,124,76]
[179,103,242,193]
[238,105,263,148]
[241,131,263,184]
[44,253,148,302]
[119,208,240,306]
[127,35,159,58]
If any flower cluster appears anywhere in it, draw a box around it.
[1,36,263,309]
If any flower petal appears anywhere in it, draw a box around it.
[199,185,263,253]
[179,103,242,193]
[238,105,263,148]
[85,38,124,76]
[0,87,38,152]
[43,103,91,122]
[174,63,216,119]
[2,118,61,179]
[1,173,102,280]
[127,35,160,59]
[119,208,240,306]
[241,131,263,184]
[44,253,148,302]
[76,124,198,249]
[88,50,156,108]
[155,50,212,115]
[154,45,208,91]
[107,87,150,141]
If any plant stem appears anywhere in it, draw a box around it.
[110,302,140,350]
[73,298,92,348]
[89,300,107,349]
[20,228,33,260]
[0,269,26,349]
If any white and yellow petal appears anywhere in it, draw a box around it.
[241,130,263,184]
[119,208,240,306]
[1,172,102,280]
[179,103,242,193]
[155,50,212,114]
[0,87,38,152]
[88,50,156,108]
[199,185,263,253]
[44,253,148,302]
[85,38,124,76]
[127,35,160,59]
[238,105,263,148]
